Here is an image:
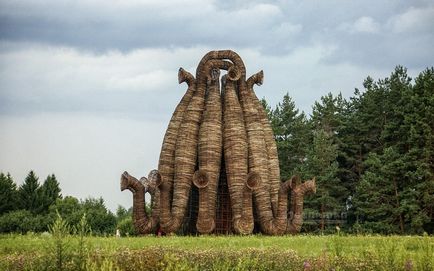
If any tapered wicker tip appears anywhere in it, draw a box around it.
[120,171,129,191]
[179,67,195,84]
[255,70,264,86]
[139,176,148,185]
[178,67,185,84]
[291,175,301,187]
[304,178,317,194]
[148,169,162,187]
[311,177,317,194]
[193,170,209,189]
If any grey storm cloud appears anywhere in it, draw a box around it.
[1,0,433,211]
[1,0,432,68]
[0,0,293,53]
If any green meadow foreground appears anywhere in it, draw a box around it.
[1,234,433,271]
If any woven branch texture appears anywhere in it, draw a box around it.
[121,50,316,235]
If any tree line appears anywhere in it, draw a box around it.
[1,66,432,235]
[262,66,433,234]
[0,171,135,235]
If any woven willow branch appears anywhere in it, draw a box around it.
[120,171,160,234]
[247,71,281,215]
[222,75,249,232]
[287,177,316,234]
[158,67,196,217]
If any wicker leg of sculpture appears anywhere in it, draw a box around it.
[287,177,316,233]
[120,171,160,234]
[158,68,196,231]
[194,68,221,234]
[247,71,281,216]
[222,75,251,233]
[234,172,259,234]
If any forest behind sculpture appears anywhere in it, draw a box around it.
[121,50,316,235]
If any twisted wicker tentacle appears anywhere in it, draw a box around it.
[145,169,161,231]
[239,70,275,233]
[222,75,249,232]
[120,171,159,234]
[158,68,195,204]
[195,68,222,234]
[160,60,236,233]
[194,60,239,234]
[240,71,301,235]
[157,68,195,231]
[246,71,281,215]
[234,172,260,234]
[287,178,316,234]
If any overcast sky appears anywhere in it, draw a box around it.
[1,0,433,212]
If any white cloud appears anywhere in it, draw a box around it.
[272,22,303,37]
[338,16,380,34]
[353,17,380,33]
[387,6,434,33]
[0,43,210,116]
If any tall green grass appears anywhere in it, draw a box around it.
[0,233,433,270]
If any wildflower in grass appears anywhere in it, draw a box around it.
[303,260,311,270]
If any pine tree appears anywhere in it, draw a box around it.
[305,93,348,231]
[354,148,407,233]
[0,173,18,214]
[310,93,345,136]
[272,93,310,180]
[81,197,116,234]
[18,171,40,213]
[353,66,434,233]
[260,97,273,121]
[410,68,434,233]
[301,129,343,231]
[37,174,62,214]
[340,79,389,225]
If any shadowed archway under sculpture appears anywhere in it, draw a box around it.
[121,50,316,235]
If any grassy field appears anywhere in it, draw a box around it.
[1,234,433,270]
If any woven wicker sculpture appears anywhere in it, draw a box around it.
[121,50,316,235]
